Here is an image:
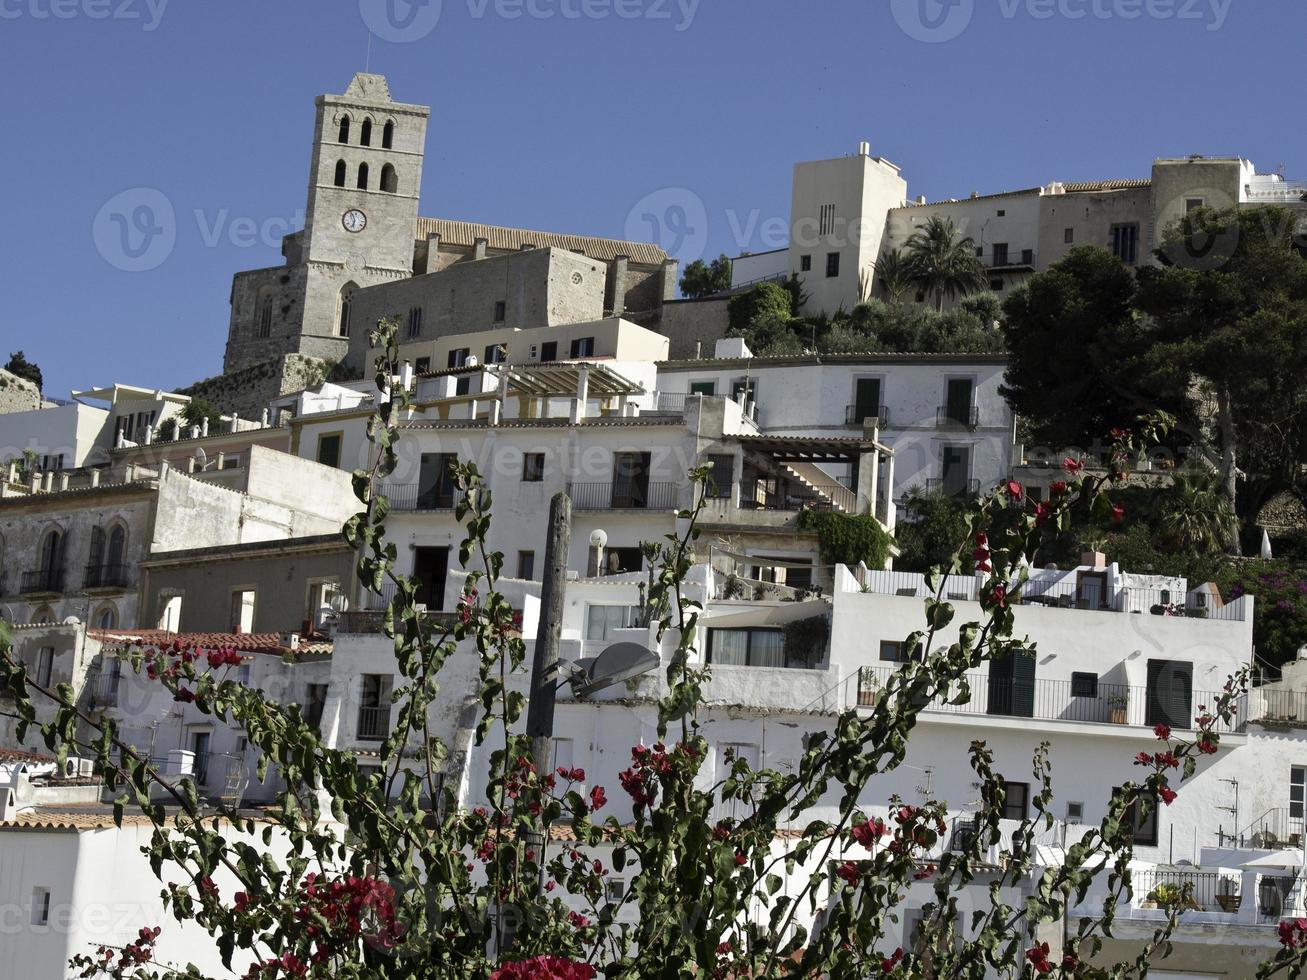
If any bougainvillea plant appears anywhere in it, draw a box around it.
[0,321,1278,978]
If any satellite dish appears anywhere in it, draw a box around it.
[194,447,207,467]
[569,642,659,698]
[329,594,350,614]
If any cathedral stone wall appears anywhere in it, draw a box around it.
[182,354,330,421]
[0,370,42,415]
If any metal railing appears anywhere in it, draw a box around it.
[84,670,122,708]
[936,405,980,428]
[991,250,1035,269]
[20,569,64,594]
[856,664,1245,733]
[654,392,695,413]
[1256,875,1301,922]
[1232,808,1306,850]
[738,480,856,513]
[845,405,889,427]
[356,705,391,741]
[1133,869,1238,913]
[379,484,466,512]
[925,478,981,497]
[1251,691,1307,725]
[566,482,680,511]
[84,564,132,589]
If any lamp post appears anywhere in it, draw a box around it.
[590,527,608,578]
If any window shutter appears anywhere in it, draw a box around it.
[1147,659,1192,729]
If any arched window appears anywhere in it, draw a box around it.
[32,605,54,626]
[360,119,373,147]
[39,528,62,573]
[357,163,370,190]
[380,164,398,194]
[107,525,127,569]
[95,605,117,630]
[87,526,106,585]
[339,283,357,338]
[333,160,347,187]
[406,306,423,339]
[338,115,351,144]
[383,120,395,149]
[257,288,274,338]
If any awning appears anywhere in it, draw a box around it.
[1243,850,1304,869]
[704,598,831,629]
[737,434,891,461]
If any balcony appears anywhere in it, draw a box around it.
[84,564,132,590]
[356,705,391,741]
[653,391,694,413]
[738,479,856,514]
[20,569,64,595]
[936,405,979,429]
[845,404,889,427]
[567,482,679,511]
[991,249,1035,270]
[379,484,466,512]
[925,477,981,497]
[855,664,1245,734]
[84,670,121,708]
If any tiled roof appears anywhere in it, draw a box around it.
[0,748,54,765]
[1061,179,1152,192]
[0,808,275,832]
[416,217,668,266]
[90,629,333,657]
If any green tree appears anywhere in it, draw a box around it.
[1156,471,1236,554]
[5,350,42,392]
[679,253,733,298]
[726,281,796,338]
[892,488,971,573]
[903,216,988,312]
[871,246,914,304]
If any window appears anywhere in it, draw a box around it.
[493,300,507,322]
[523,453,545,482]
[943,378,974,426]
[731,378,756,403]
[1146,659,1193,729]
[819,204,836,236]
[989,278,1004,291]
[484,344,507,364]
[585,604,639,641]
[357,162,369,190]
[308,580,341,620]
[539,341,557,363]
[851,377,882,425]
[518,551,536,581]
[1000,779,1029,821]
[230,589,256,634]
[447,347,470,369]
[1066,801,1085,823]
[570,337,595,358]
[417,453,459,509]
[879,640,903,662]
[415,356,430,373]
[359,118,373,146]
[257,292,273,338]
[689,380,716,396]
[705,454,733,498]
[406,306,423,339]
[596,546,644,576]
[1110,223,1140,265]
[1118,785,1160,846]
[382,120,395,149]
[1064,227,1074,244]
[708,628,798,668]
[825,252,840,278]
[31,887,50,927]
[974,246,984,258]
[357,674,392,741]
[333,160,347,187]
[1185,197,1205,213]
[35,647,53,688]
[1293,767,1307,820]
[337,116,350,144]
[316,433,342,468]
[455,377,471,396]
[996,209,1006,217]
[1071,672,1098,698]
[338,285,356,338]
[95,606,117,630]
[799,255,811,272]
[988,652,1035,718]
[379,164,397,193]
[992,243,1009,267]
[304,683,328,731]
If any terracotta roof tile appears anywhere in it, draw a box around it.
[89,629,332,657]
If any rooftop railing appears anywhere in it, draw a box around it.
[566,482,680,511]
[379,484,467,512]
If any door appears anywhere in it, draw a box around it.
[413,547,448,610]
[191,732,211,786]
[612,453,651,508]
[940,446,972,497]
[417,453,457,509]
[1076,571,1108,610]
[1146,659,1193,729]
[945,378,974,426]
[987,653,1035,718]
[853,378,882,425]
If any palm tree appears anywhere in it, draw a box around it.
[1157,471,1237,554]
[903,216,988,312]
[871,247,914,304]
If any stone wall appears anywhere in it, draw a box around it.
[181,354,331,421]
[0,369,41,415]
[657,295,732,360]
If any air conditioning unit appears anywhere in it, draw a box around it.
[62,757,81,779]
[77,759,96,778]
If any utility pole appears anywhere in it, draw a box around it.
[526,492,571,776]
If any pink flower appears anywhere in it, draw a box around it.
[1063,457,1084,475]
[1004,480,1023,501]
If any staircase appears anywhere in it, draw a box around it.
[781,463,857,514]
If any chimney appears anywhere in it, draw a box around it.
[421,232,441,274]
[399,360,415,391]
[473,238,488,261]
[858,141,870,156]
[610,255,629,317]
[90,468,101,487]
[661,258,679,302]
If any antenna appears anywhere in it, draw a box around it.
[365,31,373,73]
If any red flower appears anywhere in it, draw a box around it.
[567,911,589,929]
[1048,481,1068,497]
[1004,480,1023,501]
[1111,503,1126,522]
[880,948,904,973]
[1159,785,1178,806]
[491,956,597,980]
[1034,501,1052,526]
[1134,752,1152,765]
[588,786,607,811]
[174,688,195,703]
[1026,941,1052,973]
[1063,457,1084,475]
[733,851,747,867]
[990,584,1008,609]
[851,817,885,848]
[835,861,861,885]
[1153,724,1172,741]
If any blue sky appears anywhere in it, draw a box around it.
[3,0,1301,398]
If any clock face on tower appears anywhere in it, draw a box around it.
[342,209,367,233]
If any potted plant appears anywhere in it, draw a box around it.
[1107,692,1129,724]
[858,670,879,707]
